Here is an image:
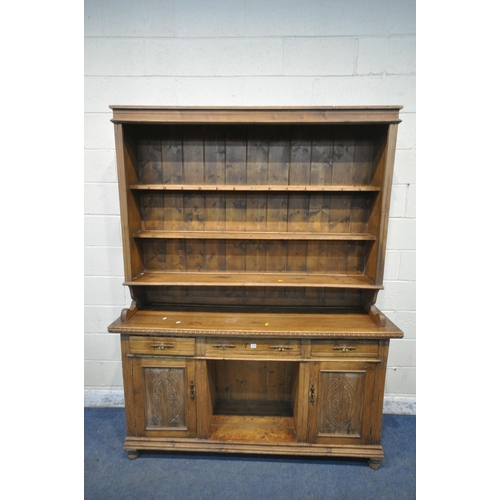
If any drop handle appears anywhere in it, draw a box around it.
[150,343,175,350]
[309,384,315,405]
[190,381,195,401]
[332,346,357,352]
[212,344,236,349]
[269,346,294,351]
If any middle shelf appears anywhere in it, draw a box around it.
[133,188,378,236]
[133,230,377,241]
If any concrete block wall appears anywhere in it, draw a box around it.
[84,0,416,413]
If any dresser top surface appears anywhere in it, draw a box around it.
[108,309,403,339]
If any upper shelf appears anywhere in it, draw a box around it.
[133,230,377,241]
[130,184,381,192]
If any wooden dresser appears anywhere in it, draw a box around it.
[107,106,404,469]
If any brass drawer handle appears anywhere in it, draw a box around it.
[269,346,294,351]
[150,343,175,350]
[332,346,357,352]
[212,344,236,349]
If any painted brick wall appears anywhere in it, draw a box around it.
[84,0,416,410]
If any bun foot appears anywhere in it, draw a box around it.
[127,450,139,460]
[368,458,382,469]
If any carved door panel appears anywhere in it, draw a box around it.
[132,358,197,438]
[307,361,376,445]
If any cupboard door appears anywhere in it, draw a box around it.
[132,357,196,438]
[307,361,376,445]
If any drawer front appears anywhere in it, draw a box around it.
[205,338,300,359]
[129,336,195,357]
[311,340,379,358]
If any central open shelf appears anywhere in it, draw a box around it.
[209,415,297,443]
[213,400,294,416]
[207,359,300,443]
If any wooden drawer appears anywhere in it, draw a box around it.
[310,340,379,358]
[205,338,300,359]
[129,336,195,357]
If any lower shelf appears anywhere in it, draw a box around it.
[209,415,296,444]
[125,271,380,289]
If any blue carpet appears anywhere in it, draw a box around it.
[84,408,415,500]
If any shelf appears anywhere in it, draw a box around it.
[125,272,381,289]
[208,415,296,443]
[133,230,377,241]
[130,184,381,192]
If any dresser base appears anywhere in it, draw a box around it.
[124,436,385,467]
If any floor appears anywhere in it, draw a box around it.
[84,407,416,499]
